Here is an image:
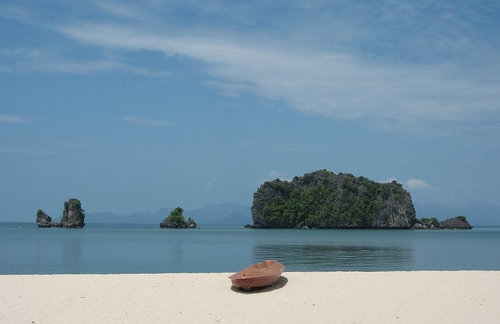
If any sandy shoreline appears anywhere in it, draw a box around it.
[1,271,499,323]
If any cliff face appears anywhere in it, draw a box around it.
[251,170,417,229]
[61,198,85,228]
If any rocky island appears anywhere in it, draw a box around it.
[160,207,197,229]
[61,198,86,228]
[36,209,61,228]
[36,198,85,228]
[413,216,473,229]
[250,170,472,229]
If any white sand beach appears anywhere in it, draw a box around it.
[1,271,499,323]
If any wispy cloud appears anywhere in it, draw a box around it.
[121,116,171,127]
[2,1,499,136]
[405,178,433,190]
[0,49,170,77]
[385,177,433,190]
[55,23,500,136]
[0,114,29,123]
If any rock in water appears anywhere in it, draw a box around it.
[440,216,473,229]
[187,217,198,228]
[412,216,473,230]
[36,209,61,228]
[160,207,197,229]
[251,169,416,229]
[61,198,85,228]
[412,217,441,229]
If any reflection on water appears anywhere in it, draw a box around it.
[2,224,500,273]
[63,236,82,267]
[253,244,414,271]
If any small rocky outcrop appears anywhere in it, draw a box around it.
[412,217,441,229]
[187,217,198,228]
[251,170,417,229]
[36,209,61,228]
[412,216,472,229]
[440,216,473,229]
[60,198,85,228]
[160,207,197,229]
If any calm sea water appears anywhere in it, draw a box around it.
[1,222,500,274]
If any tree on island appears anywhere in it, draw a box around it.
[167,207,186,227]
[160,207,197,229]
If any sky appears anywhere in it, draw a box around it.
[1,0,499,221]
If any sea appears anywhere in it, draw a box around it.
[1,222,500,274]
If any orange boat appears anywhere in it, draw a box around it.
[229,260,285,290]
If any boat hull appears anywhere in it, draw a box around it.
[229,260,285,290]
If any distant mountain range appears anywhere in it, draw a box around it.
[86,203,252,226]
[86,202,500,226]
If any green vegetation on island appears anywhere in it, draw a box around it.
[160,207,198,229]
[33,181,472,231]
[251,170,416,229]
[250,170,473,229]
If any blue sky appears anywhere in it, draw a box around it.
[1,1,499,221]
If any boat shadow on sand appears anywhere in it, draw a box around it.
[231,276,288,294]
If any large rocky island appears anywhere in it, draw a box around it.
[36,198,86,228]
[250,170,471,229]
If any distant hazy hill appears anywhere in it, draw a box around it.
[86,203,251,226]
[85,208,170,224]
[86,202,500,226]
[414,202,500,226]
[184,204,251,225]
